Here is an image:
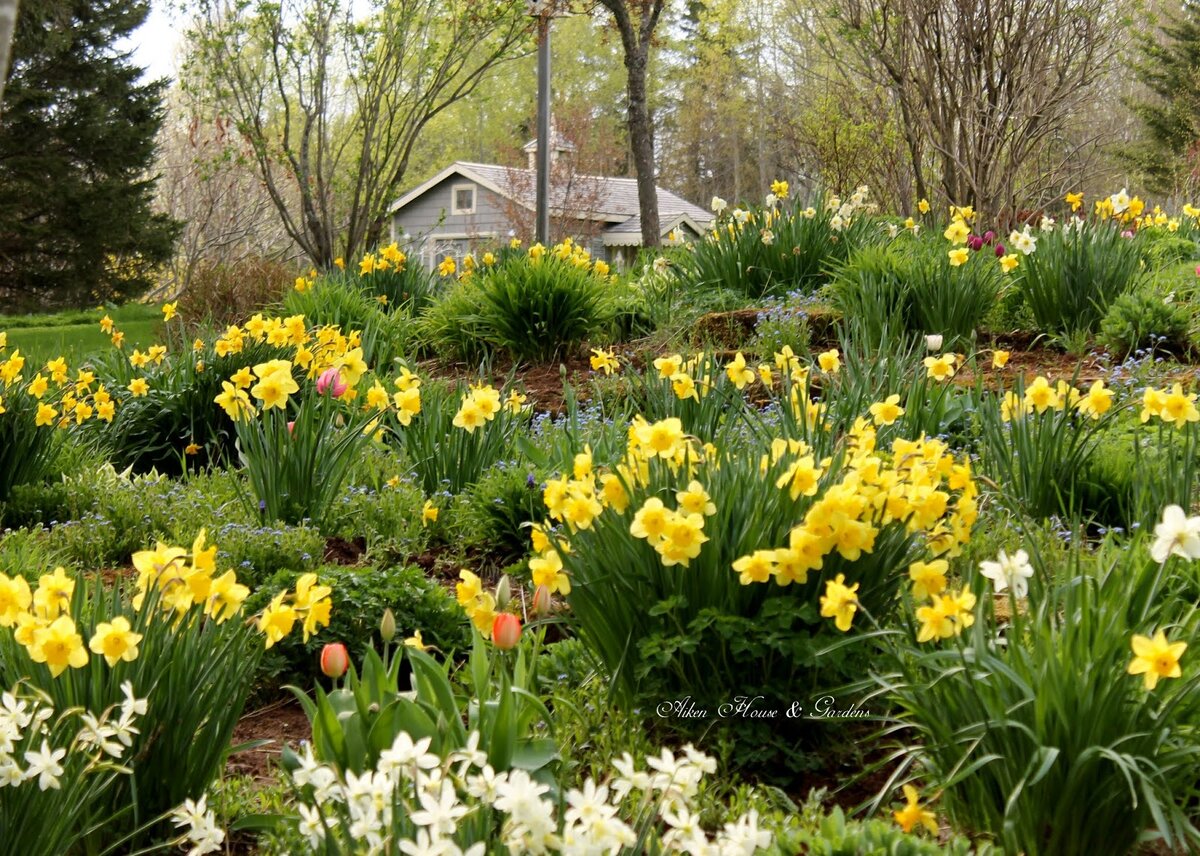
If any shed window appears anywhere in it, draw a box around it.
[451,184,476,215]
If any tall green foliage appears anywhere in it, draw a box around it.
[0,0,180,309]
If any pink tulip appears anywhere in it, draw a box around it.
[320,643,349,678]
[492,614,522,650]
[1121,230,1134,239]
[316,367,347,397]
[287,421,295,434]
[983,230,996,244]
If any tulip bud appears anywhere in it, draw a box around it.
[316,367,348,397]
[379,608,396,643]
[287,420,295,434]
[532,584,552,616]
[983,230,996,244]
[994,244,1006,257]
[925,334,944,352]
[492,613,522,650]
[494,575,512,609]
[320,642,349,679]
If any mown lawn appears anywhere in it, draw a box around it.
[0,304,161,365]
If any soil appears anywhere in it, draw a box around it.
[417,351,596,416]
[322,535,367,565]
[226,697,312,783]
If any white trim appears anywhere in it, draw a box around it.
[389,162,513,215]
[450,183,476,215]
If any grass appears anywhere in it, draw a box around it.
[1,304,161,365]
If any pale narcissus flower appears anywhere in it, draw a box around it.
[978,549,1035,598]
[1150,504,1200,564]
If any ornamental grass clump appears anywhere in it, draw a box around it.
[527,370,977,712]
[0,531,332,846]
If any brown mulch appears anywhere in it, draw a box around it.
[323,535,367,565]
[226,698,312,783]
[417,352,595,415]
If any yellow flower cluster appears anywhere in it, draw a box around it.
[999,376,1115,421]
[1140,383,1200,426]
[0,343,118,427]
[455,570,497,638]
[452,383,503,433]
[357,242,407,276]
[211,316,374,420]
[738,428,976,630]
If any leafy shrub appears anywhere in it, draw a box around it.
[414,279,494,363]
[177,256,291,326]
[460,461,543,565]
[1099,290,1192,358]
[393,380,527,496]
[778,806,983,855]
[351,256,440,315]
[82,336,287,475]
[1014,220,1143,336]
[679,190,879,299]
[827,243,909,343]
[1136,228,1196,267]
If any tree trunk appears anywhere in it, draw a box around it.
[0,0,19,116]
[624,48,660,247]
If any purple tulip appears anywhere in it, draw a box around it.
[994,244,1006,257]
[983,230,996,244]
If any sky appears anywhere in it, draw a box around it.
[122,1,183,83]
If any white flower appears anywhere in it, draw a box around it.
[449,731,488,776]
[120,681,147,719]
[760,229,774,245]
[0,757,23,788]
[379,731,439,776]
[716,808,774,855]
[1039,215,1056,232]
[652,256,670,274]
[23,739,65,791]
[801,206,816,219]
[1,693,34,730]
[710,196,727,214]
[1009,229,1037,255]
[1109,188,1130,214]
[410,780,469,836]
[564,778,616,827]
[1150,505,1200,563]
[829,215,845,231]
[978,549,1035,598]
[925,334,943,352]
[296,804,326,848]
[466,764,507,804]
[764,193,778,209]
[885,223,900,239]
[77,712,123,757]
[732,208,751,224]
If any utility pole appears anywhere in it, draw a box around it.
[533,3,552,245]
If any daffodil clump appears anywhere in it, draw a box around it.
[0,532,329,681]
[685,183,878,299]
[529,390,976,702]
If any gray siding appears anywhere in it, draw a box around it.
[390,175,518,266]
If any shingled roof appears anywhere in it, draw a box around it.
[389,161,713,240]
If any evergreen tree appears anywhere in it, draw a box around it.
[0,0,179,309]
[1130,2,1200,196]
